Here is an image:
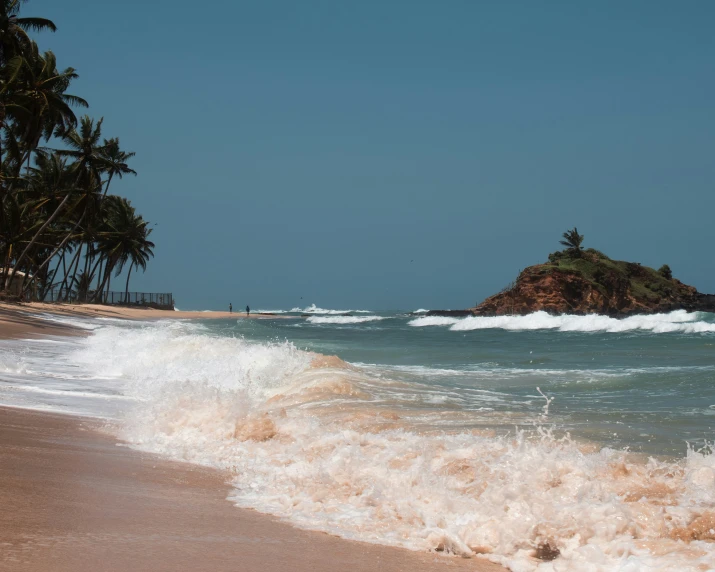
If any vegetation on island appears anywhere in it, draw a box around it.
[546,234,679,305]
[0,0,154,302]
[466,228,715,317]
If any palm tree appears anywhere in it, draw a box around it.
[0,1,56,65]
[5,149,77,286]
[122,225,154,303]
[92,197,154,302]
[56,115,107,186]
[99,137,136,197]
[1,3,156,301]
[12,44,87,161]
[559,227,585,256]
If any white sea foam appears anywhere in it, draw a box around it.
[410,310,715,334]
[306,315,386,325]
[409,316,462,327]
[291,304,372,315]
[412,308,429,314]
[4,317,715,571]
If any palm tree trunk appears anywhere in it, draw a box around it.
[124,263,133,303]
[95,257,104,291]
[42,249,65,300]
[102,173,115,198]
[105,266,112,298]
[88,255,103,289]
[1,244,11,293]
[83,241,92,277]
[66,243,84,301]
[8,192,72,290]
[59,246,81,299]
[23,211,86,296]
[91,259,113,303]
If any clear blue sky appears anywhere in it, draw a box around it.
[30,0,715,310]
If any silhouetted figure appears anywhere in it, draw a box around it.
[246,305,250,316]
[229,303,232,313]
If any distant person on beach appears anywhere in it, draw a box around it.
[246,305,250,316]
[229,303,232,313]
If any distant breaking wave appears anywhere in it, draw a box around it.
[409,310,715,333]
[292,304,372,315]
[306,315,385,325]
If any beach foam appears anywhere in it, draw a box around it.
[4,316,715,571]
[291,304,372,315]
[306,315,386,325]
[45,320,713,572]
[410,310,715,334]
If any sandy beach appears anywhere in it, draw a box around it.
[0,303,504,572]
[0,301,278,326]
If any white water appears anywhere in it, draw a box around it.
[306,315,386,324]
[291,304,372,314]
[410,310,715,334]
[2,317,715,571]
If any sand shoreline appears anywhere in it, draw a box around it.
[0,300,283,326]
[0,304,505,572]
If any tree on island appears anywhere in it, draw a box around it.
[559,227,585,256]
[0,0,155,302]
[658,264,673,280]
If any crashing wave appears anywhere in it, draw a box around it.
[306,315,385,325]
[47,320,714,571]
[290,304,372,315]
[410,310,715,334]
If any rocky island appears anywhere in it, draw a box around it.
[433,229,715,318]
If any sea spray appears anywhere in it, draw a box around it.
[409,310,715,333]
[306,315,386,325]
[291,304,373,314]
[61,320,715,571]
[4,314,715,571]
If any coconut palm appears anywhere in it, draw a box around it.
[99,137,136,197]
[56,115,107,185]
[92,197,154,302]
[559,227,585,255]
[1,2,155,300]
[12,44,87,157]
[0,1,56,65]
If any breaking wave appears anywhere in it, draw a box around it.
[306,315,386,325]
[41,320,713,571]
[410,310,715,334]
[291,304,372,314]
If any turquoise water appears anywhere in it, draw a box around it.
[211,309,715,457]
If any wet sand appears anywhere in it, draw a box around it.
[0,301,278,323]
[0,304,506,572]
[0,304,84,339]
[0,408,505,572]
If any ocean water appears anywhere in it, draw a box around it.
[1,308,715,571]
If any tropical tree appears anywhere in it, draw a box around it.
[1,1,154,303]
[99,137,135,197]
[12,44,87,161]
[92,196,153,302]
[56,115,106,185]
[0,1,56,65]
[559,227,585,256]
